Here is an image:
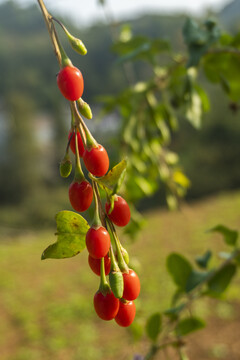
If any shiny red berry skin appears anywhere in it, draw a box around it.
[68,131,84,157]
[83,145,109,177]
[94,290,119,321]
[115,300,136,327]
[88,254,111,276]
[69,180,93,212]
[123,269,140,301]
[86,226,111,259]
[105,196,131,227]
[57,66,84,101]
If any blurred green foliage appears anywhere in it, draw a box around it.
[0,1,240,229]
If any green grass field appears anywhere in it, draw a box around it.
[0,190,240,360]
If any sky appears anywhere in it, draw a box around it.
[14,0,231,25]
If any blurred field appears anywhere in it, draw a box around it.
[0,190,240,360]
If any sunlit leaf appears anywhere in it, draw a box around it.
[42,211,89,260]
[89,159,127,195]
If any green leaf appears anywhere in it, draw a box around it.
[185,90,202,129]
[208,225,238,246]
[195,250,212,269]
[166,253,193,290]
[42,211,89,260]
[164,303,185,320]
[203,53,240,101]
[208,263,237,295]
[176,317,205,336]
[112,36,170,64]
[89,159,127,195]
[186,270,211,292]
[194,84,210,112]
[146,313,162,342]
[183,18,220,67]
[130,322,144,342]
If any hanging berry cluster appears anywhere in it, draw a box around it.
[37,2,140,328]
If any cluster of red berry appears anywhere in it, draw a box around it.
[57,64,140,327]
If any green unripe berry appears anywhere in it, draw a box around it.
[60,155,72,178]
[121,247,130,265]
[77,98,93,120]
[109,270,124,299]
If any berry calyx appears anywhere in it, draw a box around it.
[83,145,109,177]
[115,300,136,327]
[88,254,111,276]
[122,269,140,301]
[57,65,84,101]
[86,226,111,259]
[68,130,84,157]
[69,180,93,212]
[94,290,119,321]
[105,196,131,227]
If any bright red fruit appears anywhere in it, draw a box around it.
[68,131,84,157]
[86,226,111,259]
[94,290,119,321]
[69,180,93,212]
[57,66,84,101]
[83,145,109,177]
[115,300,136,327]
[105,196,131,227]
[123,269,140,301]
[88,254,111,276]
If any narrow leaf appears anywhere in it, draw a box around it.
[208,225,238,246]
[195,250,212,269]
[176,317,205,336]
[89,159,127,195]
[166,253,193,290]
[146,313,162,342]
[42,211,89,260]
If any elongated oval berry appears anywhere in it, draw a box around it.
[105,196,131,227]
[68,131,84,157]
[69,180,93,212]
[94,290,119,321]
[57,66,84,101]
[122,269,140,301]
[83,145,109,177]
[88,254,111,276]
[86,226,111,259]
[115,300,136,327]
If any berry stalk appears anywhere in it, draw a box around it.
[37,0,61,66]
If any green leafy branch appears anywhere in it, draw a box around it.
[132,224,239,360]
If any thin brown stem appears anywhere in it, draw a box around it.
[37,0,61,66]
